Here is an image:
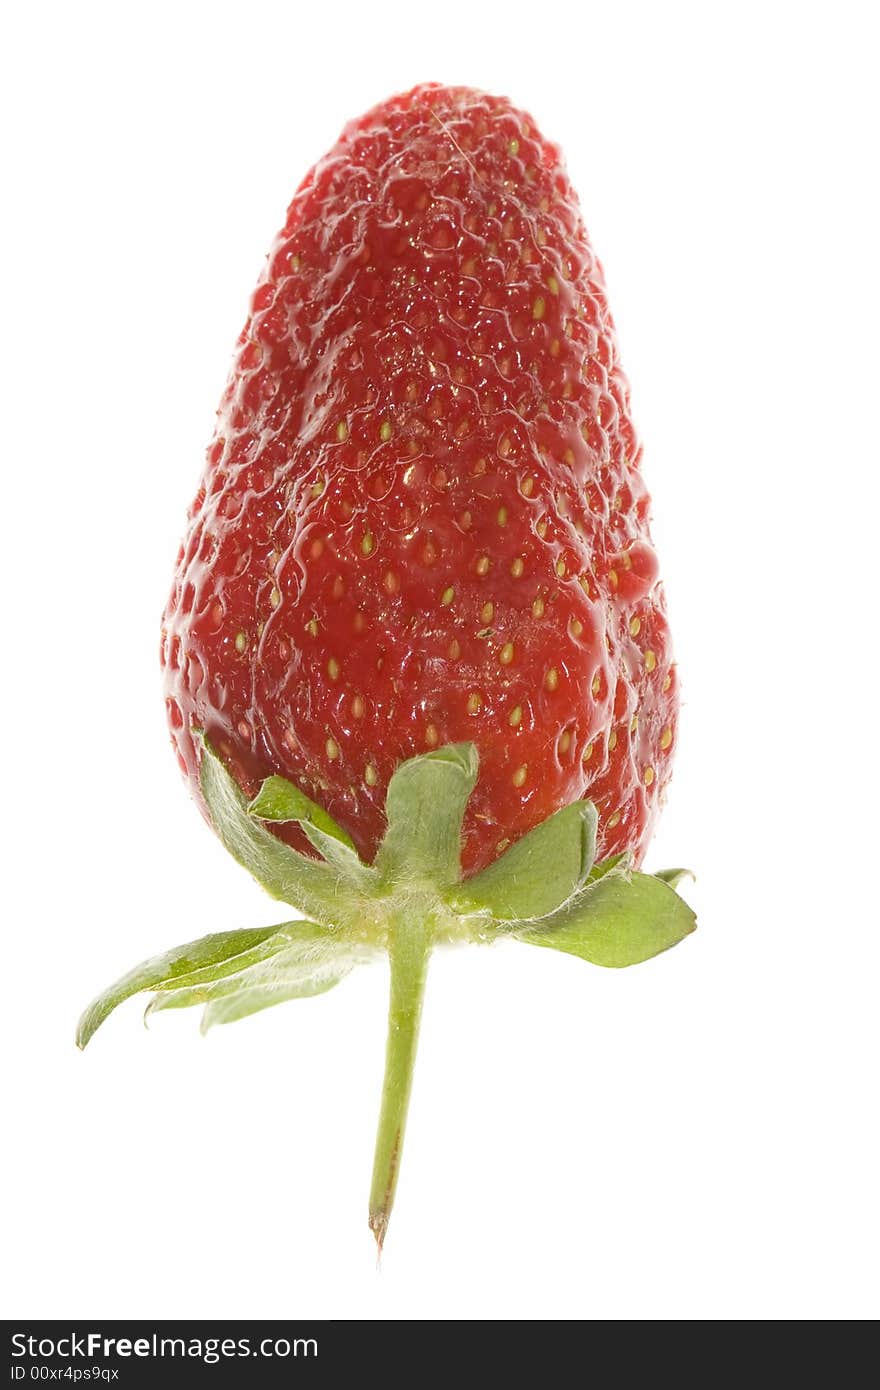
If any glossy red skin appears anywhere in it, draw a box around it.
[162,84,678,876]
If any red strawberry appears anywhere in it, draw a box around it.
[161,83,678,876]
[82,85,693,1252]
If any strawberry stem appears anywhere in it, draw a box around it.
[369,902,433,1253]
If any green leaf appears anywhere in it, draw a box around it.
[76,923,288,1047]
[145,921,330,1007]
[149,940,290,992]
[145,922,360,1032]
[587,851,632,883]
[374,743,478,888]
[248,775,356,851]
[653,867,694,890]
[450,801,598,921]
[199,735,353,919]
[517,871,696,968]
[201,971,346,1030]
[300,821,376,891]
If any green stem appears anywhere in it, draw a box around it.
[369,905,433,1252]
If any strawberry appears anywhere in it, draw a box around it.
[80,85,695,1250]
[160,84,676,874]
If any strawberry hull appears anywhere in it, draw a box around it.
[161,84,678,875]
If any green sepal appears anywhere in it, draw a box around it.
[145,921,361,1033]
[653,867,694,890]
[201,970,347,1030]
[76,923,288,1047]
[199,734,358,921]
[449,801,598,921]
[374,744,478,887]
[516,870,696,968]
[248,774,356,851]
[78,735,697,1251]
[300,821,377,891]
[587,851,632,883]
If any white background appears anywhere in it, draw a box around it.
[2,0,878,1321]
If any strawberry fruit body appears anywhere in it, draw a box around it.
[161,84,677,874]
[80,85,695,1250]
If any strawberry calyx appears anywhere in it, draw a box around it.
[77,736,695,1248]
